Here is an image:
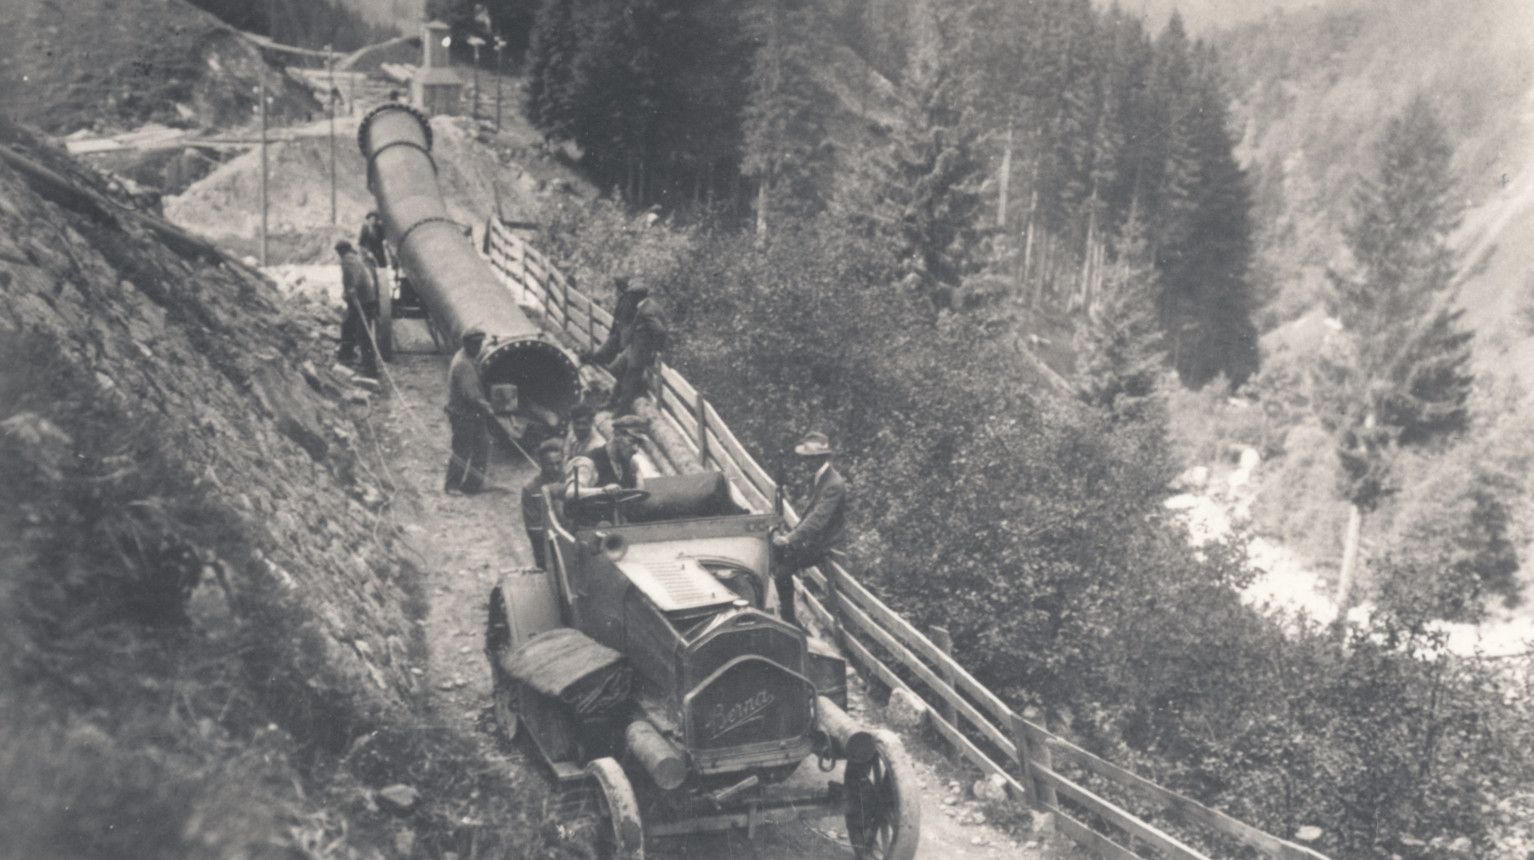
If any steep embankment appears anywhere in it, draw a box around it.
[1,0,319,135]
[0,119,572,859]
[1222,0,1534,382]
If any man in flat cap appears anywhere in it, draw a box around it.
[444,326,494,494]
[772,431,847,627]
[522,438,565,568]
[563,416,649,519]
[335,239,380,378]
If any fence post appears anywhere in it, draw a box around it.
[931,626,959,757]
[823,564,845,650]
[694,390,709,468]
[1010,712,1057,811]
[517,238,529,303]
[560,269,570,333]
[585,294,596,351]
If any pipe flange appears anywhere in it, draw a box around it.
[396,215,470,248]
[365,138,438,195]
[357,102,433,156]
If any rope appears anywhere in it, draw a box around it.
[351,294,538,470]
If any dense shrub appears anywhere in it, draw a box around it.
[545,203,1534,860]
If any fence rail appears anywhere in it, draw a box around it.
[479,218,1330,860]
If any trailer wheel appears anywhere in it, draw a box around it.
[844,730,920,860]
[585,757,644,860]
[486,587,518,740]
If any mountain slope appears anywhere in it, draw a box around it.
[1220,0,1534,383]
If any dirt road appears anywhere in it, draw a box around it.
[359,315,1062,860]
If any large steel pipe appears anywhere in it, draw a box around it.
[357,103,579,424]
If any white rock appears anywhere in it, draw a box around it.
[885,687,927,729]
[974,773,1010,802]
[376,784,420,814]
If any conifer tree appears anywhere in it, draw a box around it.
[874,5,987,309]
[1319,95,1474,610]
[742,0,834,236]
[524,0,578,136]
[1076,213,1164,421]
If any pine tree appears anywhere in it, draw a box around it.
[1076,212,1164,421]
[1320,95,1474,611]
[1169,45,1259,387]
[741,0,834,236]
[524,0,579,136]
[881,5,987,309]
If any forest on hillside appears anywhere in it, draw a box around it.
[1189,0,1534,630]
[484,0,1534,857]
[441,0,1256,387]
[185,0,398,51]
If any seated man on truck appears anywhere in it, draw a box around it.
[563,430,644,525]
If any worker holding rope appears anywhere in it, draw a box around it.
[444,326,495,495]
[334,240,379,379]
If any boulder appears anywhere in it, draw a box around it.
[974,773,1010,803]
[885,687,927,729]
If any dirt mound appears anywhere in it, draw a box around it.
[2,0,318,135]
[164,111,572,263]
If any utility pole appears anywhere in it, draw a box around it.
[493,34,506,132]
[467,35,485,121]
[258,69,268,268]
[326,44,336,226]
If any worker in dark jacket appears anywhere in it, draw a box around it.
[522,438,565,568]
[444,326,494,494]
[772,431,847,627]
[581,277,667,416]
[358,211,390,268]
[335,240,379,378]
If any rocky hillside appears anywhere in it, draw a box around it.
[2,0,320,136]
[0,117,571,859]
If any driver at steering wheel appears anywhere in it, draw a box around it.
[563,423,646,523]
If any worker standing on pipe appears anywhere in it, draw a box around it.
[445,327,495,495]
[581,277,668,417]
[335,240,379,379]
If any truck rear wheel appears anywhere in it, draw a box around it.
[845,730,920,860]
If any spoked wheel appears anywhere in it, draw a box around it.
[844,730,920,860]
[485,587,518,740]
[585,757,644,860]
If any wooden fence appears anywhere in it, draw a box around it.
[480,218,1331,860]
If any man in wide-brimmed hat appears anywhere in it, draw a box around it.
[772,430,847,627]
